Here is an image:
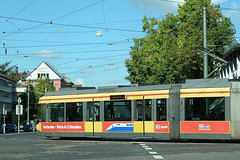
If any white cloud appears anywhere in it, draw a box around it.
[74,78,85,86]
[128,0,184,13]
[36,49,59,58]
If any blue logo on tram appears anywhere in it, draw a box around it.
[106,123,134,132]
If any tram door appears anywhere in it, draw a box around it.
[87,102,100,121]
[87,101,100,136]
[136,99,151,136]
[136,100,151,121]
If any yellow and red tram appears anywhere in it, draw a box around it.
[36,79,240,140]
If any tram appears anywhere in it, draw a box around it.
[36,79,240,140]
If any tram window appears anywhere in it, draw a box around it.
[157,99,166,121]
[66,103,83,121]
[185,97,225,121]
[136,100,151,121]
[104,101,131,121]
[49,103,64,122]
[87,102,100,121]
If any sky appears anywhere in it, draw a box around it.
[0,0,240,87]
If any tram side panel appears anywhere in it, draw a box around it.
[230,82,240,140]
[180,87,231,140]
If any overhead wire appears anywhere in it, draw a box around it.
[9,39,132,48]
[0,16,143,34]
[6,0,38,21]
[27,49,131,55]
[101,0,107,30]
[51,0,103,22]
[2,0,38,30]
[58,60,125,75]
[0,1,136,79]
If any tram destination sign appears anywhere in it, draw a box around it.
[110,95,125,100]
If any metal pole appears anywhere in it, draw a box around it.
[203,6,208,78]
[203,7,209,116]
[3,114,5,135]
[92,98,95,136]
[27,83,29,124]
[3,105,5,135]
[143,97,145,137]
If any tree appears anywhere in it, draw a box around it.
[34,77,55,121]
[17,84,37,124]
[125,0,236,84]
[0,61,19,81]
[34,77,55,100]
[0,61,15,75]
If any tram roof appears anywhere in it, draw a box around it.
[44,78,233,97]
[44,83,173,96]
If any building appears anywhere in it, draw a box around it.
[25,61,73,91]
[0,73,16,126]
[219,40,240,79]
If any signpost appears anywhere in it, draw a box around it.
[16,97,22,133]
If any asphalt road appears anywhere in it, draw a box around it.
[0,133,240,160]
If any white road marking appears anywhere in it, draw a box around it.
[138,142,164,159]
[153,155,164,159]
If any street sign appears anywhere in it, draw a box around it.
[16,105,23,115]
[3,105,7,115]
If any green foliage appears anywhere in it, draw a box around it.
[34,78,55,121]
[15,78,55,123]
[18,84,37,124]
[0,61,19,81]
[125,0,235,84]
[34,77,55,100]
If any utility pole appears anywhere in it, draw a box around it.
[27,83,29,124]
[203,6,208,78]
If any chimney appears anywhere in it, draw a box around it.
[15,67,18,76]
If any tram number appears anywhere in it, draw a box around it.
[110,95,125,100]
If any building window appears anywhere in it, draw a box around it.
[38,73,49,79]
[4,92,9,98]
[185,97,225,121]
